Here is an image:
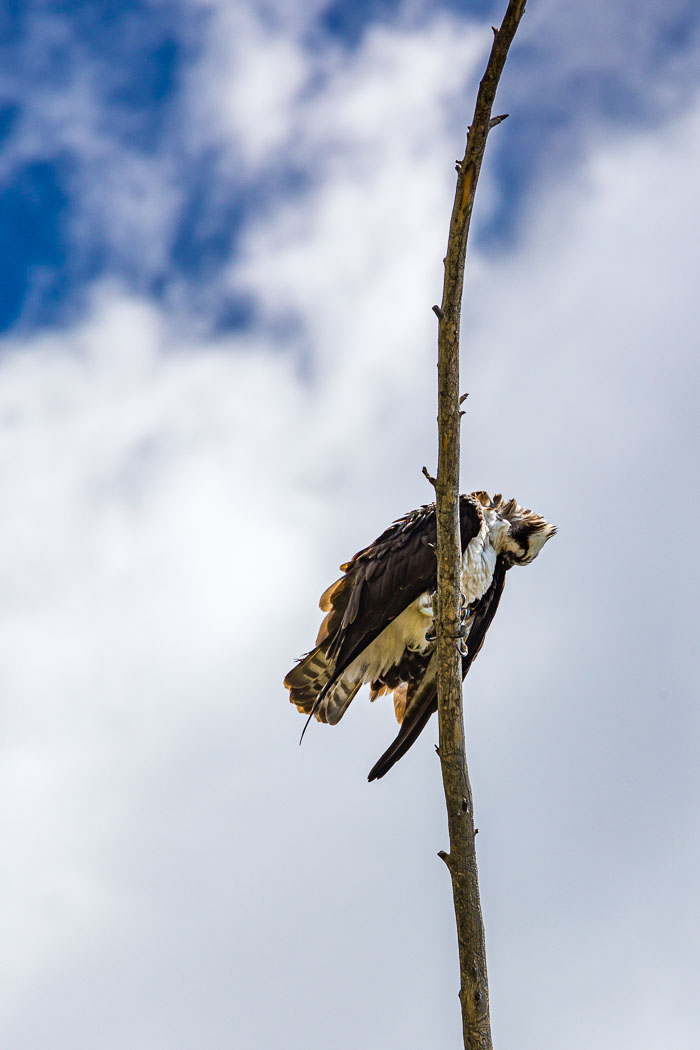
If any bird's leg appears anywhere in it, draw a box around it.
[459,592,473,634]
[425,590,437,643]
[457,592,471,656]
[426,591,472,653]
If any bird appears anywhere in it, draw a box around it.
[284,491,555,781]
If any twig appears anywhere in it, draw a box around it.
[433,3,527,1048]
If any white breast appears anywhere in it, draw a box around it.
[461,517,497,604]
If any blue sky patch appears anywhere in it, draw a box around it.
[0,160,68,331]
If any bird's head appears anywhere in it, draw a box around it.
[473,491,557,566]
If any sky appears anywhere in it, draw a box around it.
[1,1,699,1048]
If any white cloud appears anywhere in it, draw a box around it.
[187,4,311,168]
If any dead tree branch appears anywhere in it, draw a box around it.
[432,3,527,1048]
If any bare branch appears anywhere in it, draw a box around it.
[433,3,527,1047]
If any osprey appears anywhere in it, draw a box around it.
[285,491,555,781]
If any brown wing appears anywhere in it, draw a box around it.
[285,496,484,731]
[366,556,508,781]
[320,495,483,682]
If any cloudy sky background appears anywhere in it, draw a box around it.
[1,1,699,1047]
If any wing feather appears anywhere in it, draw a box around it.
[285,495,484,734]
[324,496,483,677]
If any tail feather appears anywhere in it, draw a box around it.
[318,678,363,725]
[284,644,332,713]
[284,645,362,726]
